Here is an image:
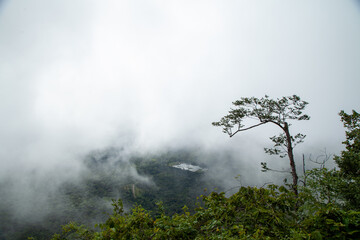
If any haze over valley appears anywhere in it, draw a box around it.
[0,0,360,239]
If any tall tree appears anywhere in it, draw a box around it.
[212,95,309,195]
[335,110,360,177]
[334,110,360,209]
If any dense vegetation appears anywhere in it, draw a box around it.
[1,109,359,239]
[51,185,360,240]
[48,109,360,239]
[0,149,222,240]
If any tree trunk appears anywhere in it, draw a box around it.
[284,122,298,196]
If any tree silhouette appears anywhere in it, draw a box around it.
[213,95,310,195]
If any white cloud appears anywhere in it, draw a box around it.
[0,0,359,181]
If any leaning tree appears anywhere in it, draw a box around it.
[212,95,310,195]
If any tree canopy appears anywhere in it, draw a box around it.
[334,110,360,209]
[50,184,360,240]
[212,95,309,195]
[212,95,309,137]
[27,107,360,240]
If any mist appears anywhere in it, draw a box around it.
[0,0,360,234]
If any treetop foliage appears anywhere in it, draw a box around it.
[49,108,360,240]
[334,110,360,210]
[213,95,310,195]
[338,110,360,153]
[336,110,360,178]
[29,105,360,240]
[212,95,310,137]
[51,185,360,240]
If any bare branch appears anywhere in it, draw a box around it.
[308,149,332,169]
[229,121,268,137]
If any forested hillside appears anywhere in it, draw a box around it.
[1,110,359,240]
[49,109,360,239]
[0,149,223,240]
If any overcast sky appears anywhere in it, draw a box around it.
[0,0,360,179]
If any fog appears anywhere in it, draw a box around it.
[0,0,360,228]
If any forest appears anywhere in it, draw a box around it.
[48,97,360,240]
[0,149,223,239]
[1,1,359,239]
[1,97,359,240]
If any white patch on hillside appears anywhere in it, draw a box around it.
[172,163,207,172]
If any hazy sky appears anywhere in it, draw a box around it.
[0,0,360,179]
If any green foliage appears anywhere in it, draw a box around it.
[11,108,360,239]
[338,110,360,152]
[212,95,309,137]
[51,222,95,240]
[334,110,360,210]
[213,95,310,195]
[335,110,360,178]
[51,183,360,240]
[0,149,220,240]
[303,168,344,207]
[50,154,360,240]
[48,107,360,240]
[264,133,306,158]
[302,207,360,239]
[131,152,214,214]
[99,203,155,239]
[194,185,301,239]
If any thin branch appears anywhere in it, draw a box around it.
[267,169,291,174]
[308,149,332,169]
[229,121,268,137]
